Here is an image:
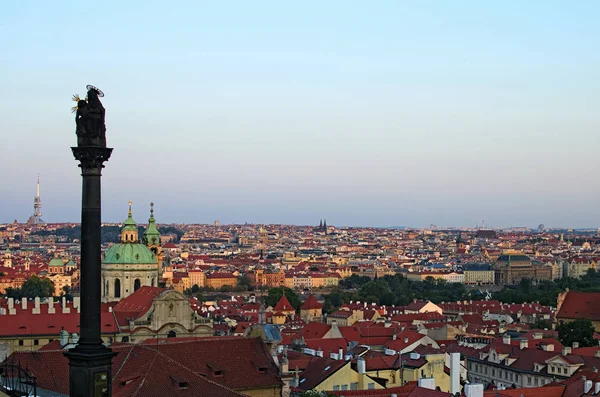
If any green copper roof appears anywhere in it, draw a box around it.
[122,201,138,232]
[144,202,161,246]
[103,243,156,265]
[49,258,64,267]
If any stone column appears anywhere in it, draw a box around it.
[64,85,117,397]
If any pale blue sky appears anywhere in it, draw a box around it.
[1,1,599,228]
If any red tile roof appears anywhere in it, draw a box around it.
[301,294,323,310]
[557,291,600,321]
[273,295,295,312]
[9,337,281,396]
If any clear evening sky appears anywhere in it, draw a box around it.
[1,1,599,228]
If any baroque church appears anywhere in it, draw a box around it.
[102,202,164,302]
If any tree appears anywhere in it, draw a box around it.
[264,287,302,310]
[20,276,55,298]
[237,275,251,291]
[556,319,596,347]
[220,285,233,293]
[191,284,201,294]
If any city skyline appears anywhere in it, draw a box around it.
[4,175,599,230]
[2,1,599,227]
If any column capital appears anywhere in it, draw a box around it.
[72,146,113,175]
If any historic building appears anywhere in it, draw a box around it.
[493,253,552,285]
[101,202,160,302]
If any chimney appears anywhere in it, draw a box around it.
[48,297,55,314]
[8,297,16,315]
[73,296,80,309]
[404,337,409,344]
[573,342,580,349]
[32,297,40,315]
[316,349,323,358]
[22,298,27,311]
[520,340,528,350]
[71,333,80,345]
[338,348,344,360]
[357,357,366,374]
[562,347,572,356]
[108,306,113,313]
[503,335,511,345]
[418,378,436,390]
[450,352,460,395]
[595,382,600,395]
[61,297,70,314]
[59,328,69,348]
[393,333,397,340]
[464,383,484,397]
[594,350,600,358]
[585,379,593,394]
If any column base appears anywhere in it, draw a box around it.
[64,345,117,397]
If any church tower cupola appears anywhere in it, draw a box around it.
[121,201,139,243]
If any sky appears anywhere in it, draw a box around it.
[1,1,599,228]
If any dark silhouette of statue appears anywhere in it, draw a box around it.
[75,85,106,147]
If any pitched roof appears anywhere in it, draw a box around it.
[301,294,323,310]
[273,295,295,312]
[297,356,349,390]
[557,291,600,321]
[113,286,165,325]
[9,341,247,397]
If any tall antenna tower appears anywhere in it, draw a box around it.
[27,174,44,225]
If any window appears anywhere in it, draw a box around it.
[563,368,567,374]
[368,383,375,390]
[34,339,39,346]
[134,279,141,291]
[351,382,358,390]
[341,385,348,391]
[333,386,339,391]
[114,279,121,298]
[18,340,24,346]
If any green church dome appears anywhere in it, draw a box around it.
[49,257,64,267]
[103,243,156,265]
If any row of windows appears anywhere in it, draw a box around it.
[331,383,367,391]
[469,361,553,386]
[18,339,40,346]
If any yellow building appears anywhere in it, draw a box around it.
[362,352,450,391]
[47,273,72,296]
[188,270,206,288]
[297,357,384,393]
[326,309,363,326]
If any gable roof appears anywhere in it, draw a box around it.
[9,337,281,396]
[273,295,295,312]
[297,356,349,390]
[557,291,600,321]
[301,294,323,310]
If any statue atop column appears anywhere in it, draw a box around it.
[73,85,107,147]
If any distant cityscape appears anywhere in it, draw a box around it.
[2,178,600,396]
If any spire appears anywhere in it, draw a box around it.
[121,201,138,243]
[144,202,161,247]
[36,174,40,197]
